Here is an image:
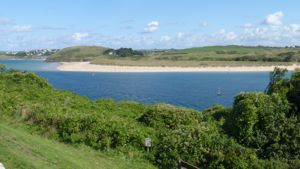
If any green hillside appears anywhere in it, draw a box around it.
[45,45,300,66]
[158,45,300,62]
[91,46,300,67]
[182,45,274,53]
[0,65,299,168]
[0,122,155,169]
[46,46,109,62]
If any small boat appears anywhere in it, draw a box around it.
[217,88,222,96]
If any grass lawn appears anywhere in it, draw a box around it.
[0,122,156,169]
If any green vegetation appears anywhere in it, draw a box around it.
[46,46,144,62]
[46,46,109,62]
[0,122,155,169]
[0,65,299,168]
[104,48,144,57]
[46,45,300,67]
[155,46,300,63]
[2,45,300,67]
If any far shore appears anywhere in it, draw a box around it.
[57,62,300,72]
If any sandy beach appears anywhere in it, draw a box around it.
[57,62,300,72]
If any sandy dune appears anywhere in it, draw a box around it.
[57,62,300,72]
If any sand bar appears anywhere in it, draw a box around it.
[57,62,300,72]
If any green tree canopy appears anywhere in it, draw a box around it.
[265,67,289,97]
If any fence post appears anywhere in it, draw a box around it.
[178,159,199,169]
[178,160,182,169]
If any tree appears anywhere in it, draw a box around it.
[15,51,27,57]
[0,64,5,72]
[103,49,115,55]
[278,52,296,62]
[115,48,134,57]
[232,93,290,158]
[104,48,144,57]
[287,69,300,115]
[265,67,289,97]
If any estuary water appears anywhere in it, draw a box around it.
[0,60,270,110]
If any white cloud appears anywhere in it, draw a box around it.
[177,32,185,38]
[225,32,238,40]
[215,29,238,41]
[243,23,253,28]
[36,26,67,30]
[3,11,300,51]
[0,17,15,25]
[264,11,284,26]
[290,24,300,32]
[143,21,160,33]
[161,35,171,41]
[72,32,89,41]
[11,25,32,32]
[218,29,226,34]
[200,21,208,27]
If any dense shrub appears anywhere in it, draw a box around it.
[265,67,290,97]
[104,48,144,57]
[153,125,259,169]
[232,93,288,147]
[139,104,259,169]
[0,71,153,152]
[0,67,299,169]
[202,105,234,135]
[138,104,202,130]
[288,69,300,115]
[232,53,298,62]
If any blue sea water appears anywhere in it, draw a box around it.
[0,60,270,110]
[0,59,58,71]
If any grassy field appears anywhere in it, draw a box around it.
[149,46,300,62]
[46,46,108,62]
[0,55,13,60]
[46,45,300,67]
[91,56,296,67]
[0,121,156,169]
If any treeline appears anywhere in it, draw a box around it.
[212,51,300,62]
[155,51,300,62]
[0,65,299,168]
[104,48,144,57]
[233,52,299,62]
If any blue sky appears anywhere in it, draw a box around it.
[0,0,300,50]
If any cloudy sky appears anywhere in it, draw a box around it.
[0,0,300,50]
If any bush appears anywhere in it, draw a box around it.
[1,69,300,169]
[154,125,258,169]
[138,104,202,130]
[231,92,300,159]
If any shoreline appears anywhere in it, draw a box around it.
[57,62,300,73]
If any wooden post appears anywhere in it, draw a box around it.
[178,159,199,169]
[178,160,182,169]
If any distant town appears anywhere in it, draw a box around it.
[0,49,60,59]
